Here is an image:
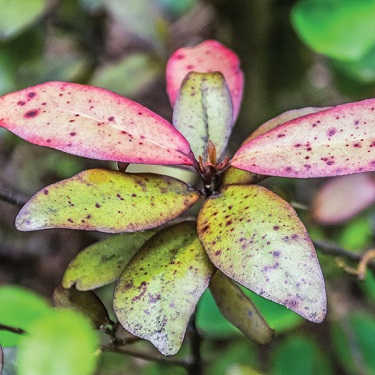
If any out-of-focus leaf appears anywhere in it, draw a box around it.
[227,365,264,375]
[114,221,214,355]
[362,269,375,305]
[271,335,333,375]
[291,0,375,61]
[16,169,199,233]
[0,82,194,166]
[197,184,326,323]
[157,0,197,17]
[209,271,273,345]
[17,309,98,375]
[0,0,48,40]
[331,312,375,375]
[62,230,157,290]
[166,40,244,122]
[242,289,304,332]
[332,46,375,83]
[0,286,51,347]
[232,99,375,178]
[173,72,233,159]
[105,0,166,50]
[313,173,375,224]
[91,53,163,98]
[52,284,110,328]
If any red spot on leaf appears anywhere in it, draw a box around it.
[24,110,39,118]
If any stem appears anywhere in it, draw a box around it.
[187,311,203,375]
[101,343,189,368]
[0,323,26,335]
[0,188,28,206]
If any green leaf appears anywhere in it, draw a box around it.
[63,230,157,290]
[0,285,51,347]
[197,184,326,323]
[0,0,47,40]
[17,309,98,375]
[231,98,375,178]
[331,312,375,375]
[172,72,233,160]
[52,284,111,329]
[0,82,194,166]
[209,271,273,345]
[167,40,243,123]
[291,0,375,61]
[90,53,162,98]
[114,221,214,355]
[271,335,333,375]
[16,169,199,233]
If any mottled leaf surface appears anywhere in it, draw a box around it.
[114,221,214,355]
[166,40,243,122]
[62,230,157,290]
[232,99,375,178]
[16,169,199,233]
[223,107,328,185]
[173,72,233,159]
[313,173,375,224]
[0,82,194,165]
[210,271,273,345]
[197,184,326,323]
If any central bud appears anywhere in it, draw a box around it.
[198,141,229,195]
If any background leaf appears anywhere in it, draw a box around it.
[17,309,98,375]
[166,40,244,122]
[232,99,375,178]
[62,230,157,290]
[114,221,214,355]
[197,184,326,322]
[291,0,375,61]
[0,82,194,166]
[16,169,199,233]
[0,285,51,347]
[0,0,48,40]
[173,72,233,159]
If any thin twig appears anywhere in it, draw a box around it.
[101,343,189,368]
[313,240,375,273]
[0,188,28,206]
[187,310,203,375]
[0,323,26,335]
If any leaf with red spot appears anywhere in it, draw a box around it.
[313,173,375,224]
[166,40,244,123]
[172,72,233,159]
[114,221,215,356]
[209,270,274,345]
[223,106,329,185]
[197,184,327,323]
[16,169,200,233]
[231,99,375,178]
[0,82,194,166]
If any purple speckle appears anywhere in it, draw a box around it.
[24,110,38,118]
[327,128,337,137]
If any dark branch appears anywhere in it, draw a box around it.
[187,310,203,375]
[101,343,190,368]
[0,188,28,206]
[0,323,26,335]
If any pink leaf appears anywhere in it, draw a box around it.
[0,82,194,166]
[231,99,375,178]
[166,40,244,123]
[313,173,375,224]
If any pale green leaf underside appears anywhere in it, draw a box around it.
[172,72,233,160]
[16,169,199,233]
[62,230,157,290]
[114,221,214,355]
[197,184,326,323]
[210,271,273,345]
